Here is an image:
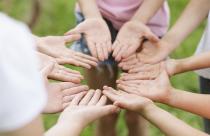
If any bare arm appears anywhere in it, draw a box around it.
[142,104,209,136]
[163,88,210,119]
[162,0,210,51]
[171,52,210,75]
[131,0,165,23]
[103,87,209,136]
[78,0,102,19]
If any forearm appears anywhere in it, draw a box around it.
[162,0,210,50]
[173,52,210,74]
[78,0,102,19]
[45,123,83,136]
[141,104,209,136]
[164,88,210,119]
[131,0,165,24]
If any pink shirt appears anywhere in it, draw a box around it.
[76,0,170,37]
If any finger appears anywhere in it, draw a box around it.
[107,40,112,53]
[74,51,98,62]
[65,24,84,35]
[112,40,119,51]
[96,43,105,61]
[102,43,109,60]
[113,101,129,110]
[121,54,137,62]
[87,40,98,59]
[122,43,141,59]
[88,89,102,105]
[59,65,81,74]
[40,62,55,78]
[73,53,98,67]
[102,89,119,102]
[56,58,91,69]
[63,95,75,103]
[63,85,89,96]
[79,90,95,105]
[143,30,159,43]
[95,105,120,118]
[112,42,122,59]
[62,103,70,109]
[117,84,138,94]
[115,44,128,61]
[70,92,87,106]
[96,95,108,106]
[56,82,78,90]
[63,34,81,43]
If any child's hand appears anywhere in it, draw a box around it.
[38,52,83,83]
[136,40,172,64]
[112,21,159,61]
[103,86,153,113]
[117,70,172,103]
[57,90,119,129]
[65,18,112,61]
[36,35,98,69]
[40,64,89,114]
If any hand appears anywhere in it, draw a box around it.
[112,21,159,61]
[36,35,98,69]
[136,40,172,64]
[57,90,119,129]
[66,18,112,61]
[117,70,172,103]
[103,86,153,113]
[40,64,89,114]
[38,52,83,83]
[119,56,178,80]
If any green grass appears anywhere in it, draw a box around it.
[0,0,207,135]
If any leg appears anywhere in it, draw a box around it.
[125,111,149,136]
[199,76,210,134]
[84,64,119,136]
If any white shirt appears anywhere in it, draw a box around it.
[195,12,210,79]
[0,13,47,132]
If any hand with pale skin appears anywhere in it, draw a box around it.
[38,52,83,83]
[135,40,172,64]
[47,90,120,136]
[103,86,153,113]
[40,64,89,114]
[117,70,172,103]
[112,21,159,61]
[36,35,98,69]
[65,18,112,61]
[118,59,177,81]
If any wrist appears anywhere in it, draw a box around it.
[161,33,180,52]
[140,102,157,116]
[166,59,182,76]
[162,87,178,106]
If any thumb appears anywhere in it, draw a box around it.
[143,30,159,43]
[63,34,81,43]
[40,62,55,79]
[65,24,84,36]
[98,105,120,117]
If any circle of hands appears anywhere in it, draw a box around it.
[37,18,177,125]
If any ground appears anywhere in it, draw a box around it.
[0,0,207,135]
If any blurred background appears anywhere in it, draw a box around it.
[0,0,206,135]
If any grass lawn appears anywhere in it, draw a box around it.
[0,0,207,135]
